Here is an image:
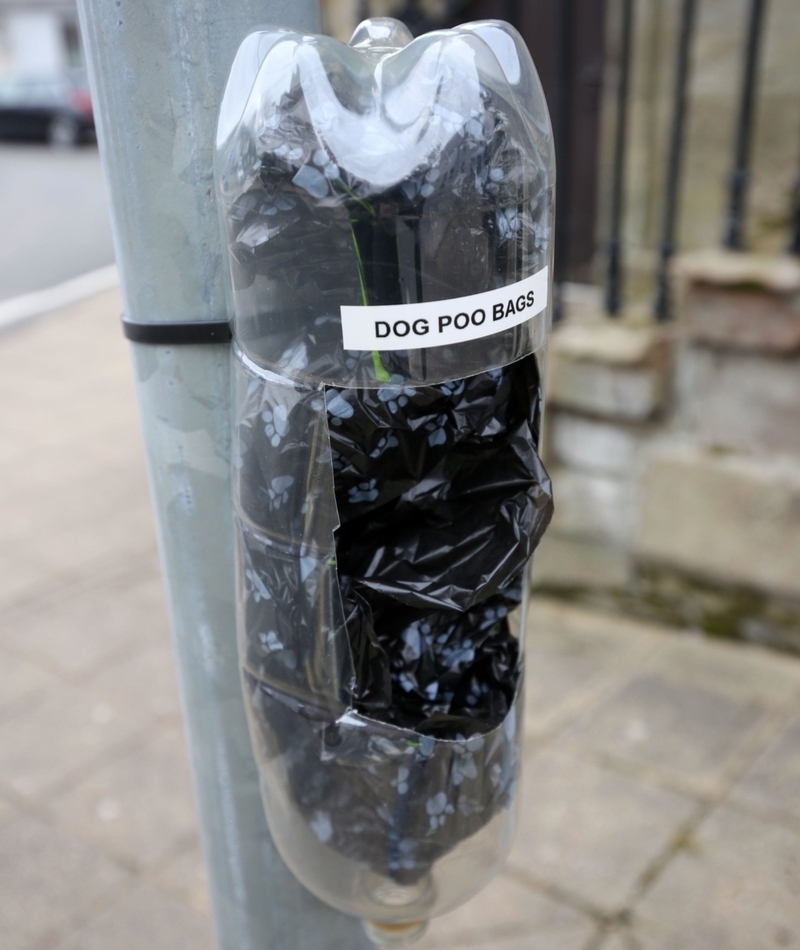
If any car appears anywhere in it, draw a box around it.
[0,71,94,146]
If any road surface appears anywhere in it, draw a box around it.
[0,142,115,302]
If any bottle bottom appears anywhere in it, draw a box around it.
[362,919,429,947]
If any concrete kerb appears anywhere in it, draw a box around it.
[0,265,119,335]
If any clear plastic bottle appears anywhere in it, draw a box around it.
[216,16,555,941]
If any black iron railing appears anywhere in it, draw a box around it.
[792,134,800,254]
[723,0,769,252]
[388,0,797,320]
[653,0,698,322]
[605,0,635,317]
[604,0,800,320]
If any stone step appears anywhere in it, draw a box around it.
[531,533,632,591]
[548,321,671,421]
[636,444,800,599]
[677,249,800,354]
[548,466,634,544]
[677,346,800,457]
[548,410,650,477]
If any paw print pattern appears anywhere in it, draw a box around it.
[234,188,300,250]
[425,413,448,447]
[292,163,331,200]
[348,479,379,504]
[386,837,418,873]
[369,434,399,459]
[465,677,490,708]
[325,391,354,427]
[398,672,417,693]
[267,475,294,509]
[497,207,522,241]
[441,638,475,671]
[309,811,333,843]
[391,766,410,796]
[377,376,417,415]
[330,446,344,472]
[279,342,308,374]
[401,625,422,662]
[256,629,298,671]
[245,568,271,604]
[262,404,289,447]
[436,379,466,399]
[426,792,455,831]
[478,605,508,631]
[531,218,552,253]
[258,630,283,652]
[451,753,478,787]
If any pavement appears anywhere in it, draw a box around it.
[1,288,799,950]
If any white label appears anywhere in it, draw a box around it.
[341,267,549,352]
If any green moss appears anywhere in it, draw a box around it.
[532,565,800,657]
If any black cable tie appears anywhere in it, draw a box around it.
[121,315,232,345]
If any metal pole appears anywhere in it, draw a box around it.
[789,126,800,256]
[606,0,636,316]
[723,0,769,250]
[75,2,374,948]
[553,0,573,322]
[653,0,697,322]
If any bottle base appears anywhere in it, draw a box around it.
[362,919,429,947]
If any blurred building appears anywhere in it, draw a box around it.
[0,0,83,76]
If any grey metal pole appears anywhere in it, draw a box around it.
[74,2,374,948]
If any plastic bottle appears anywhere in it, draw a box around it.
[216,17,555,942]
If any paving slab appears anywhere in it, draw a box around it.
[4,290,800,949]
[462,937,596,950]
[89,638,183,721]
[415,872,595,950]
[525,600,660,736]
[0,812,131,950]
[0,797,15,825]
[52,883,215,950]
[507,748,697,914]
[2,464,152,551]
[647,633,800,712]
[0,646,57,718]
[2,565,168,677]
[562,671,767,796]
[596,934,640,950]
[155,841,212,918]
[14,492,158,585]
[730,714,800,827]
[633,806,800,950]
[0,548,67,609]
[0,680,149,800]
[0,287,156,607]
[47,728,199,870]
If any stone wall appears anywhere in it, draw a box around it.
[533,253,800,653]
[321,0,451,39]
